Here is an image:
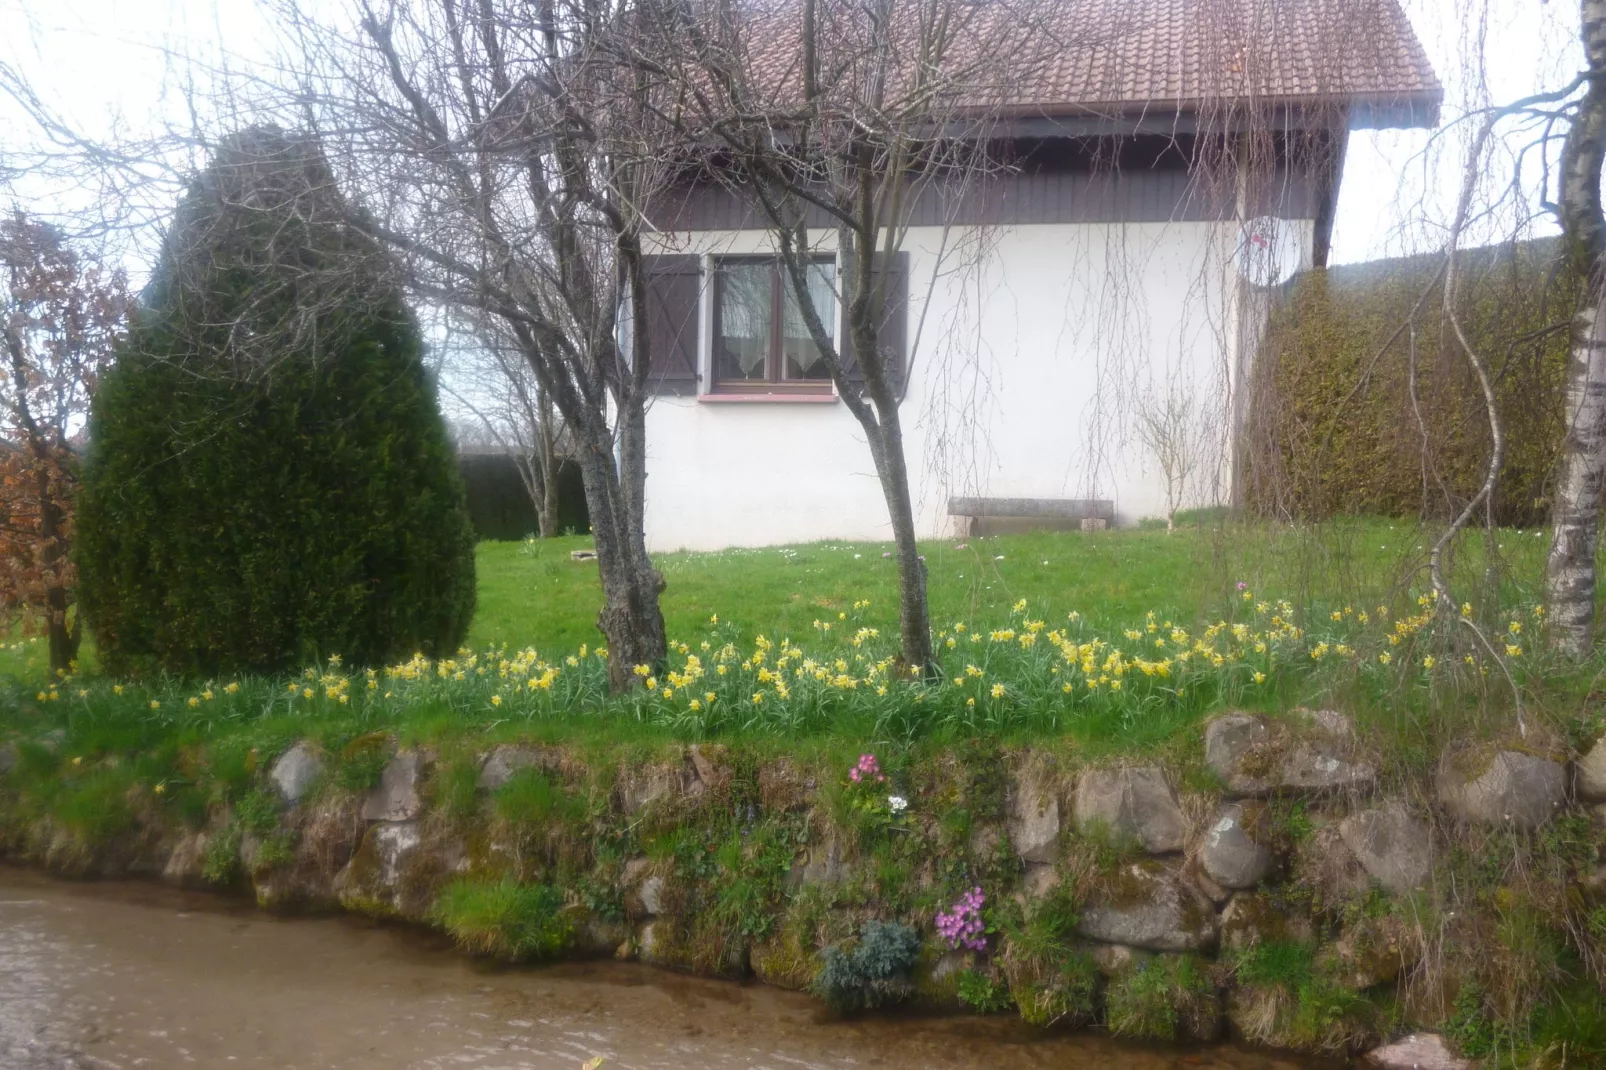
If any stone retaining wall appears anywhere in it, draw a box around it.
[4,709,1604,1069]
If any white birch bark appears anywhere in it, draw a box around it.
[1545,0,1606,654]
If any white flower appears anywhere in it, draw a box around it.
[887,795,908,813]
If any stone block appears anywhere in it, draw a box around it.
[1437,749,1566,829]
[1073,765,1187,853]
[269,742,323,805]
[1339,807,1432,894]
[1077,861,1218,952]
[1200,803,1274,889]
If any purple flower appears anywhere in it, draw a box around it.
[934,886,988,951]
[1236,581,1248,590]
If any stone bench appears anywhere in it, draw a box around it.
[946,496,1115,537]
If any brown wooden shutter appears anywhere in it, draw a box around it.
[840,251,909,398]
[642,254,701,396]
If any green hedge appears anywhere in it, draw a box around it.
[1245,239,1577,527]
[75,127,476,677]
[458,453,589,541]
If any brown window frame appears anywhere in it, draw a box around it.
[710,256,836,395]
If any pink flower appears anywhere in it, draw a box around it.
[850,753,885,785]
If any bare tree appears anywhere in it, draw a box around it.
[1134,378,1212,533]
[625,0,1058,677]
[441,320,566,538]
[267,0,676,688]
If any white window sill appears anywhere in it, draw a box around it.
[697,393,838,404]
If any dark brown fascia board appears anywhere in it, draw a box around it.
[947,92,1441,138]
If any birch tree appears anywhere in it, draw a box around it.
[1546,0,1606,654]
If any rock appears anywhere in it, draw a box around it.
[252,796,363,911]
[1437,750,1567,830]
[1220,893,1316,953]
[1020,862,1061,900]
[478,745,549,790]
[1366,1033,1472,1070]
[1292,821,1372,909]
[269,742,323,805]
[1327,914,1418,990]
[335,820,448,918]
[1077,861,1218,952]
[576,915,631,957]
[687,744,719,787]
[622,856,652,886]
[756,760,810,811]
[1205,710,1375,796]
[1181,856,1231,904]
[362,752,423,822]
[162,832,208,885]
[968,821,1005,861]
[751,931,817,990]
[636,920,665,964]
[634,920,710,971]
[1073,766,1187,854]
[925,948,972,990]
[1339,807,1433,894]
[619,765,676,814]
[1009,774,1061,863]
[1090,943,1150,976]
[638,875,665,916]
[1200,803,1274,889]
[1205,712,1269,782]
[795,835,850,887]
[1576,736,1606,803]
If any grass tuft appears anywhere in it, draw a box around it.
[430,877,572,960]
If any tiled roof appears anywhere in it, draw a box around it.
[729,0,1440,129]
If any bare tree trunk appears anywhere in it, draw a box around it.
[536,385,560,539]
[1546,0,1606,653]
[574,426,666,690]
[37,472,78,672]
[863,398,934,676]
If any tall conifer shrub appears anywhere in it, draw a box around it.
[76,127,475,676]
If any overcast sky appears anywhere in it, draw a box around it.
[0,0,1582,270]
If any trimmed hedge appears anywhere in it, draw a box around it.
[458,453,589,541]
[75,127,476,677]
[1245,239,1577,527]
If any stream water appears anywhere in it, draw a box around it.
[0,868,1342,1070]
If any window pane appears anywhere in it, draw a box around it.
[717,263,771,382]
[782,262,835,380]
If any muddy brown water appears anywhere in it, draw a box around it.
[0,868,1344,1070]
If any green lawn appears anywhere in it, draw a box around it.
[467,517,1550,654]
[0,515,1581,765]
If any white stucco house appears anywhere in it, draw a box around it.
[635,0,1439,552]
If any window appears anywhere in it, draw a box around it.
[713,258,836,392]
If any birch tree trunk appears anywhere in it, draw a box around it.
[1546,275,1606,653]
[1545,0,1606,653]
